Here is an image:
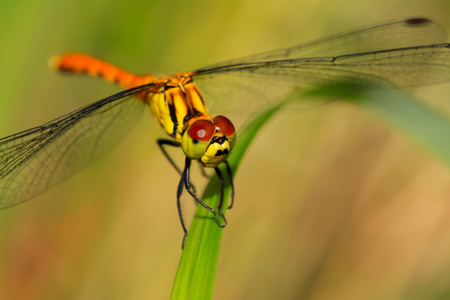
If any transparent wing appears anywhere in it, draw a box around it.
[192,18,450,116]
[198,18,447,68]
[0,84,152,208]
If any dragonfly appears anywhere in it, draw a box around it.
[1,17,450,245]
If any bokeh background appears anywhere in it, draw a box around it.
[1,0,450,299]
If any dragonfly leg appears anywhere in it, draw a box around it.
[199,164,211,179]
[177,169,189,249]
[224,160,235,209]
[157,139,182,175]
[158,138,199,196]
[183,157,227,227]
[214,166,228,227]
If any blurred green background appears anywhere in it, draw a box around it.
[1,0,450,299]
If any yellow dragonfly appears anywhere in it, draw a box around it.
[1,18,449,244]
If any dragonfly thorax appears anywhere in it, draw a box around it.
[146,73,208,142]
[144,73,236,168]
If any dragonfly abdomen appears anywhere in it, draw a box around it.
[50,53,156,91]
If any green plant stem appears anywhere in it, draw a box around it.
[170,100,287,300]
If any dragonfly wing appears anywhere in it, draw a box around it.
[193,43,450,116]
[0,85,151,208]
[197,18,447,69]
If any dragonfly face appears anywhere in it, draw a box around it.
[182,115,236,168]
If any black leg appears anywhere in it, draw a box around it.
[157,139,182,175]
[177,167,189,248]
[224,161,235,209]
[158,138,198,196]
[214,166,228,226]
[199,164,211,179]
[183,157,227,227]
[169,145,234,247]
[157,138,210,180]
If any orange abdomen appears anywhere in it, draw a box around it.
[50,53,156,90]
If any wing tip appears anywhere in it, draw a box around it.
[404,17,433,26]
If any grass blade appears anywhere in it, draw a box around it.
[170,99,287,299]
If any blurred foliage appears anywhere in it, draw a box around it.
[1,0,450,300]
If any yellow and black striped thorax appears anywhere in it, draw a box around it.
[145,73,208,142]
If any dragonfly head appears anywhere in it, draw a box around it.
[181,115,236,168]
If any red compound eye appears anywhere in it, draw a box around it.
[213,115,235,137]
[187,119,215,141]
